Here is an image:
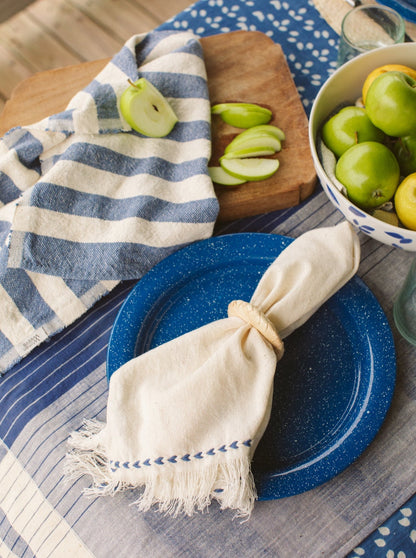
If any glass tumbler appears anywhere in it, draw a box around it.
[394,258,416,346]
[337,5,405,66]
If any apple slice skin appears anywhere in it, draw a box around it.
[210,104,283,183]
[222,146,276,159]
[208,166,247,186]
[211,103,272,128]
[225,134,282,155]
[119,78,178,138]
[220,157,280,181]
[231,124,286,143]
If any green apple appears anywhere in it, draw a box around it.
[322,106,384,158]
[220,157,279,181]
[394,172,416,230]
[365,71,416,137]
[392,135,416,177]
[335,141,400,209]
[211,103,272,128]
[208,166,247,186]
[119,78,178,137]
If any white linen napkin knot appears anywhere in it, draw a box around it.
[65,222,360,518]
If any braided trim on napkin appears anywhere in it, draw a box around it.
[228,300,284,359]
[109,439,252,472]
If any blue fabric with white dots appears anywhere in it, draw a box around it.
[160,0,339,116]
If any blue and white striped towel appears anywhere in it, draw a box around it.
[0,30,219,373]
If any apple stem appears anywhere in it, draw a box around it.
[127,78,139,89]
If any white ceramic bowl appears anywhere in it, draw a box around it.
[309,42,416,251]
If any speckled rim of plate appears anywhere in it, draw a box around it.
[378,0,416,23]
[106,233,396,500]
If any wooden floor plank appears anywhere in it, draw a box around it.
[27,0,123,61]
[0,42,33,100]
[0,11,82,72]
[0,0,195,122]
[132,0,196,24]
[69,0,160,41]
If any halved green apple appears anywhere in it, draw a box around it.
[208,166,247,186]
[220,157,280,181]
[211,102,272,128]
[120,78,178,137]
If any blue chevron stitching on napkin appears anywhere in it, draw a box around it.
[0,30,219,373]
[109,440,252,472]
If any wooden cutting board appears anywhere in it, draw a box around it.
[0,31,316,221]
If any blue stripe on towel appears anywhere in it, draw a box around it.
[4,129,43,175]
[112,30,199,78]
[57,143,210,180]
[110,45,138,78]
[162,120,211,142]
[134,30,190,67]
[0,216,12,239]
[48,109,75,122]
[0,172,22,205]
[170,38,205,60]
[29,183,217,223]
[140,72,209,99]
[14,236,200,280]
[83,81,119,120]
[0,332,12,361]
[1,269,56,328]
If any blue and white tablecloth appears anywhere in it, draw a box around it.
[1,1,416,557]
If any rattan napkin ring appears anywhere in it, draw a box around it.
[228,300,284,359]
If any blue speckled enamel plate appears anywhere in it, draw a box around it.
[107,233,396,500]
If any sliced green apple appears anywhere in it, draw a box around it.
[211,102,272,128]
[208,166,247,186]
[221,146,277,159]
[224,134,281,156]
[220,157,280,181]
[231,124,286,143]
[120,78,178,137]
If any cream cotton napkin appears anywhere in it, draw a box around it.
[66,222,360,518]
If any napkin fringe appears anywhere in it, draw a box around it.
[133,458,256,518]
[65,419,112,488]
[65,419,256,518]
